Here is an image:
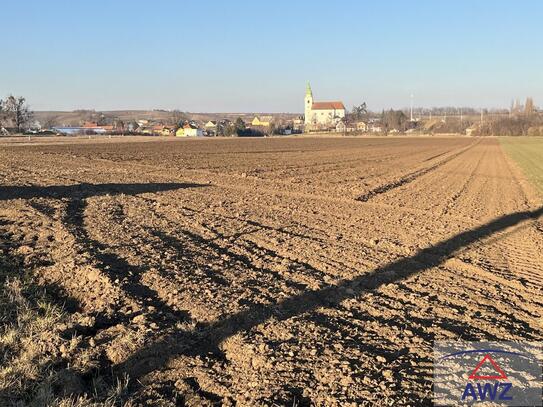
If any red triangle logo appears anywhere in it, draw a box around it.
[469,354,508,380]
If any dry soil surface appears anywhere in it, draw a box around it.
[1,136,542,406]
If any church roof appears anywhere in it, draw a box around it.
[312,101,345,110]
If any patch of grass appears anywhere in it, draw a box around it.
[500,137,543,195]
[0,229,67,404]
[0,222,134,406]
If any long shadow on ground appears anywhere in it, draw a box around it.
[0,182,206,201]
[2,182,209,330]
[115,206,543,381]
[3,182,542,403]
[1,181,210,403]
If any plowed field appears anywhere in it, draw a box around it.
[1,136,542,406]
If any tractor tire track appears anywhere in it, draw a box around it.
[357,140,480,202]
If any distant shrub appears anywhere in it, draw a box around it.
[527,126,543,137]
[474,115,543,136]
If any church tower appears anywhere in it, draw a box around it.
[304,82,313,125]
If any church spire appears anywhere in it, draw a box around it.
[306,82,312,97]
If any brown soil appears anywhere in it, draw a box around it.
[1,136,542,406]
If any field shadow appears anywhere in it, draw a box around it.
[63,198,191,328]
[1,181,210,403]
[115,205,543,381]
[0,182,207,201]
[4,180,541,403]
[4,182,209,331]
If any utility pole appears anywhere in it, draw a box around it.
[410,94,414,121]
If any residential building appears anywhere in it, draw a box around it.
[154,125,175,136]
[356,122,368,132]
[176,123,203,137]
[252,116,272,127]
[336,120,355,133]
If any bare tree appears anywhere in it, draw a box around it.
[525,97,535,115]
[0,101,4,128]
[1,95,33,132]
[42,114,59,129]
[350,103,368,121]
[170,110,187,126]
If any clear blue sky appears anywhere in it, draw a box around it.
[2,0,542,112]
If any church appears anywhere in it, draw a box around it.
[304,83,346,130]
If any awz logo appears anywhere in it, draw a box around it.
[461,354,512,402]
[441,348,527,404]
[462,382,512,402]
[434,342,542,406]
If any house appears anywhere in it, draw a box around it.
[55,121,111,134]
[466,126,477,136]
[336,120,355,133]
[336,121,346,132]
[356,122,368,132]
[138,124,174,136]
[204,120,218,135]
[53,126,107,135]
[252,116,272,127]
[153,125,175,136]
[100,125,115,133]
[292,116,304,131]
[176,123,203,137]
[304,83,345,130]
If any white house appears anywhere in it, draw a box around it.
[304,83,346,131]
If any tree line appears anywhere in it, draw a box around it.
[474,115,543,137]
